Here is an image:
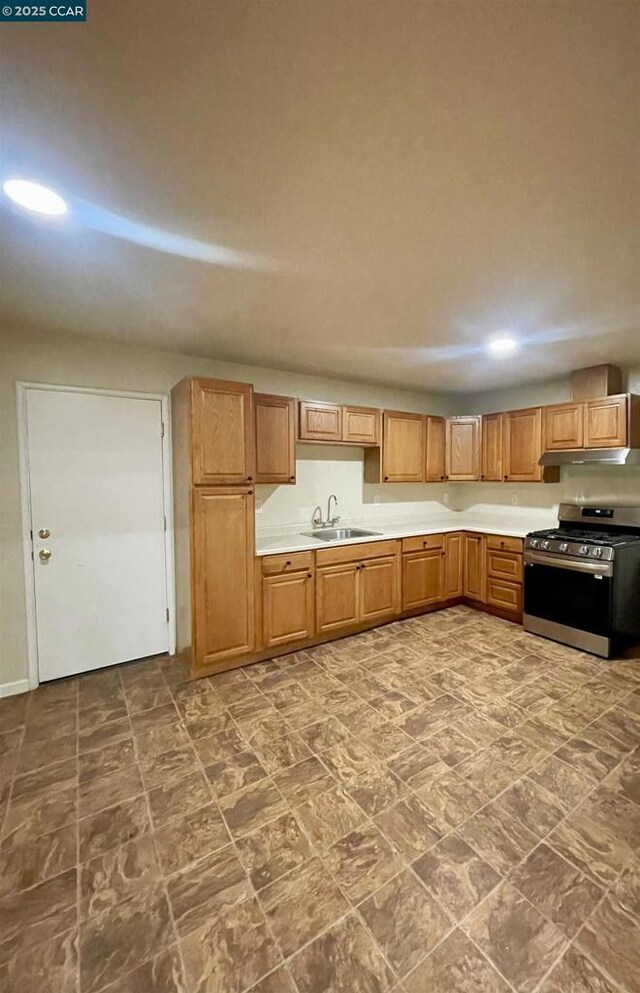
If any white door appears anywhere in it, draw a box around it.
[26,388,169,681]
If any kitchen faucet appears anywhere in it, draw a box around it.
[311,494,340,528]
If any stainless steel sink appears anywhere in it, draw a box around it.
[302,528,381,542]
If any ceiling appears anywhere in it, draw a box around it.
[1,0,638,393]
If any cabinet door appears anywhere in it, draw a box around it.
[544,402,584,450]
[481,413,503,481]
[255,394,296,484]
[486,578,522,615]
[503,407,543,482]
[402,548,443,610]
[359,556,400,622]
[382,411,425,482]
[342,406,381,445]
[425,416,446,481]
[192,487,255,666]
[262,571,314,647]
[487,549,523,583]
[584,396,628,448]
[463,533,485,602]
[446,417,481,480]
[299,401,342,442]
[316,563,359,633]
[443,532,464,598]
[191,379,254,486]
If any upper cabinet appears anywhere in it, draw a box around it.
[425,416,446,482]
[343,405,381,445]
[481,412,503,481]
[446,416,481,480]
[584,395,628,448]
[255,394,296,484]
[503,407,543,482]
[187,378,254,486]
[299,400,342,442]
[544,402,584,451]
[381,410,425,482]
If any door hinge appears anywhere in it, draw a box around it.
[165,607,170,622]
[163,514,167,532]
[161,421,165,437]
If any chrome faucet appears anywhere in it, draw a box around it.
[311,495,340,529]
[327,494,339,526]
[311,505,324,528]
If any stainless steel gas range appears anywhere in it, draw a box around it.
[523,504,640,658]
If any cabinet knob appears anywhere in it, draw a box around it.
[289,476,295,481]
[248,490,254,495]
[383,475,389,481]
[285,560,292,566]
[440,475,445,480]
[247,476,254,482]
[307,572,312,579]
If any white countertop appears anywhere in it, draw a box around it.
[255,511,556,556]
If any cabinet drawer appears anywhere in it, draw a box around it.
[402,533,445,553]
[261,552,313,575]
[486,578,522,614]
[487,549,523,583]
[316,539,397,567]
[485,535,523,554]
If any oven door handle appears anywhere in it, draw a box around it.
[524,550,613,577]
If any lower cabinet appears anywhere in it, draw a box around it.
[316,562,360,633]
[463,533,486,602]
[316,550,400,633]
[360,555,400,622]
[262,570,314,647]
[443,532,464,598]
[486,577,522,615]
[402,547,444,610]
[485,536,523,617]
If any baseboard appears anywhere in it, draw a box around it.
[0,679,30,698]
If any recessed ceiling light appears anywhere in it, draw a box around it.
[487,335,518,355]
[3,179,68,216]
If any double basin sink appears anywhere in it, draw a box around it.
[302,527,381,542]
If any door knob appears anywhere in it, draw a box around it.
[39,548,52,562]
[38,528,51,539]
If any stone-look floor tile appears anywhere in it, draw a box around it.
[12,757,77,801]
[297,717,351,753]
[581,708,640,757]
[179,895,281,993]
[252,731,312,774]
[548,787,640,885]
[453,712,503,749]
[129,703,180,737]
[294,783,366,850]
[397,694,471,739]
[0,926,78,993]
[247,964,298,993]
[154,802,229,874]
[290,913,394,993]
[337,702,383,735]
[139,743,200,789]
[621,688,640,718]
[527,754,594,812]
[577,889,640,993]
[79,702,128,731]
[0,867,77,966]
[360,868,450,977]
[387,743,448,789]
[555,738,620,784]
[236,812,312,890]
[413,833,501,921]
[458,802,538,875]
[133,721,189,759]
[464,881,567,993]
[321,738,379,784]
[428,726,477,768]
[273,756,335,805]
[357,721,413,760]
[602,747,640,808]
[455,749,520,800]
[147,770,211,826]
[99,944,187,993]
[15,733,77,775]
[415,769,485,828]
[79,795,150,862]
[510,843,602,939]
[404,927,510,993]
[23,710,77,744]
[610,852,640,919]
[80,834,160,919]
[0,694,29,735]
[346,765,407,817]
[260,856,349,957]
[78,738,135,784]
[193,727,247,765]
[0,824,77,897]
[538,943,621,993]
[325,824,403,904]
[79,719,132,755]
[492,777,566,838]
[79,885,174,993]
[167,844,251,938]
[1,785,77,845]
[173,683,227,725]
[220,778,289,838]
[375,795,444,860]
[124,682,173,714]
[79,765,144,818]
[0,728,22,760]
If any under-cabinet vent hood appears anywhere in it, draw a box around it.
[539,448,640,467]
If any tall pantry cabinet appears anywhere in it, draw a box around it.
[172,377,256,673]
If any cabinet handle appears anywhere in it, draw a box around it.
[247,475,254,481]
[307,572,313,579]
[285,560,292,566]
[289,475,295,481]
[383,475,389,481]
[248,490,254,495]
[440,475,445,480]
[360,562,366,569]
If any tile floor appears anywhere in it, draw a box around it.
[1,605,639,993]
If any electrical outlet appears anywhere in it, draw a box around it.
[511,495,518,505]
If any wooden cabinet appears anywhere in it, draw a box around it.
[425,416,446,481]
[189,378,254,485]
[299,401,342,442]
[487,548,523,583]
[316,543,400,632]
[262,571,314,648]
[544,402,584,450]
[463,533,485,602]
[343,406,380,445]
[360,556,400,622]
[192,487,255,667]
[381,411,425,482]
[402,547,443,610]
[584,395,628,448]
[446,416,481,480]
[486,578,522,615]
[443,532,464,598]
[502,407,543,482]
[316,563,360,632]
[255,394,296,484]
[481,413,503,481]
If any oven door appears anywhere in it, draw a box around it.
[523,551,613,637]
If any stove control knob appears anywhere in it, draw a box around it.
[541,540,550,550]
[578,545,589,556]
[559,542,569,552]
[592,547,603,558]
[529,538,539,549]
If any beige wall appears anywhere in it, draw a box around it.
[0,324,455,688]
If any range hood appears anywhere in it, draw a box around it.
[539,448,640,467]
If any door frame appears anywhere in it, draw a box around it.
[16,381,176,690]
